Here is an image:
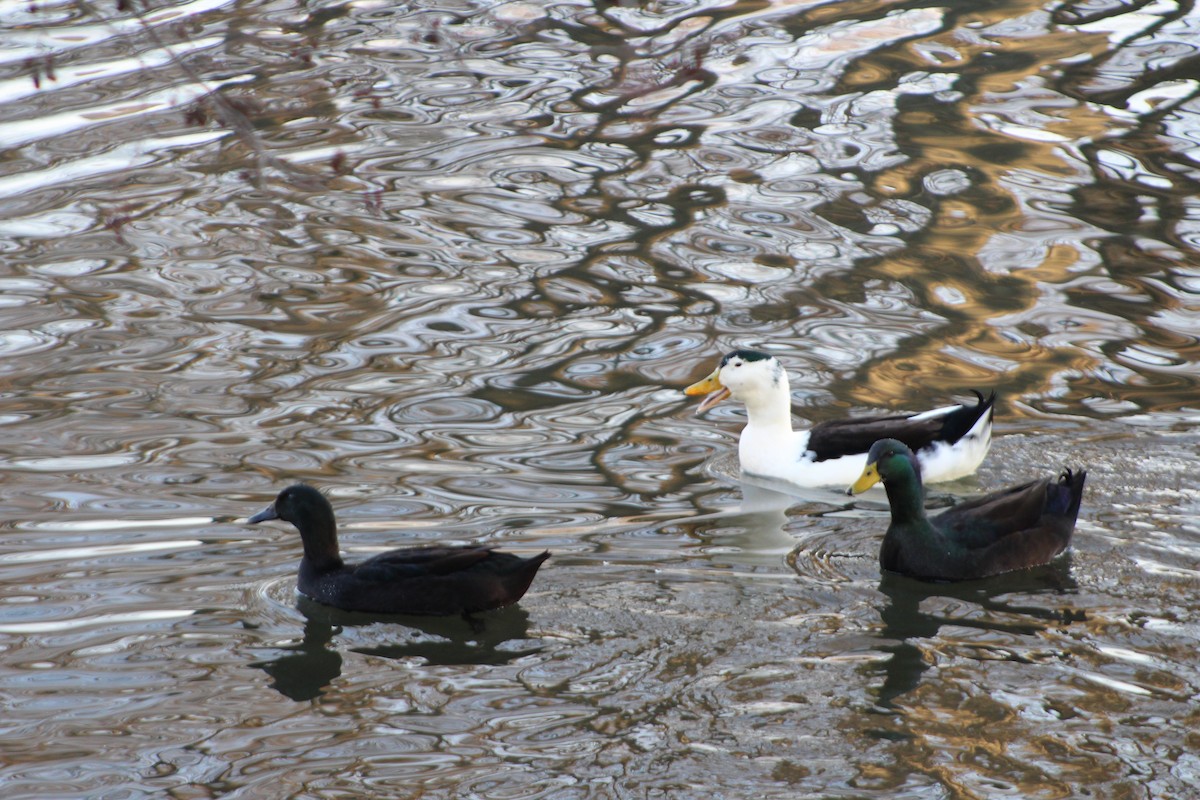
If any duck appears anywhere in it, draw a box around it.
[248,484,549,616]
[685,349,994,488]
[848,438,1086,581]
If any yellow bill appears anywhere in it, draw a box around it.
[848,462,882,495]
[685,369,731,414]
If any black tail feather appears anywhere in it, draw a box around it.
[937,390,996,445]
[1053,468,1087,519]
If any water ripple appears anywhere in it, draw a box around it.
[1,0,1199,796]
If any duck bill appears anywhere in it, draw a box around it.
[248,504,280,524]
[685,371,731,414]
[848,463,882,495]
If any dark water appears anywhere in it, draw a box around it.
[1,0,1199,796]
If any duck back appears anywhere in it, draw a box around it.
[299,546,550,616]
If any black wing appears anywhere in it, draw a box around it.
[807,391,995,462]
[353,545,495,582]
[934,469,1086,551]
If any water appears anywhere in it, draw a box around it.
[1,0,1199,795]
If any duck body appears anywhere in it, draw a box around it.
[685,350,994,488]
[849,439,1086,581]
[249,485,549,616]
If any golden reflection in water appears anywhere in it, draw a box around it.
[863,662,1168,798]
[840,244,1101,412]
[806,0,1200,417]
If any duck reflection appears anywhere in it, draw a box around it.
[705,481,802,558]
[680,480,847,566]
[873,559,1082,709]
[251,600,539,702]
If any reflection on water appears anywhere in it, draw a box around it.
[253,602,539,702]
[2,0,1200,795]
[252,614,343,703]
[872,565,1081,709]
[662,479,811,565]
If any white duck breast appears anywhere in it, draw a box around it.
[685,350,995,489]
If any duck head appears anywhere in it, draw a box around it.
[847,439,921,495]
[249,484,330,526]
[248,484,342,569]
[685,350,785,413]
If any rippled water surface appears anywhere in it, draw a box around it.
[2,0,1200,796]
